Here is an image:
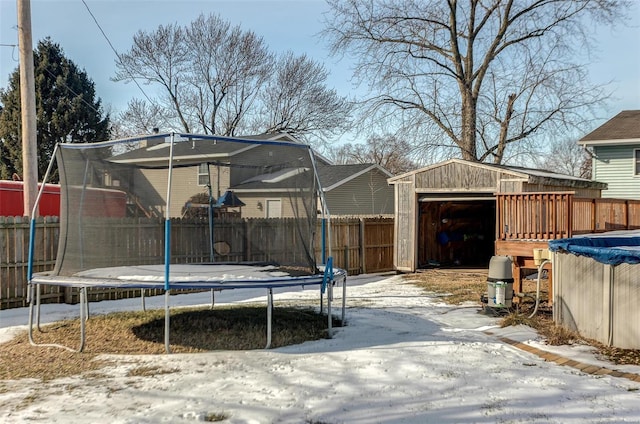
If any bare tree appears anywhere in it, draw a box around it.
[260,52,352,141]
[184,14,273,136]
[113,13,350,143]
[112,99,172,137]
[536,137,592,179]
[114,16,272,136]
[324,0,628,164]
[113,23,191,132]
[332,134,417,175]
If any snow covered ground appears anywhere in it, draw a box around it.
[1,273,640,423]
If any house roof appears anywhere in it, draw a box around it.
[231,163,394,193]
[388,158,606,190]
[107,133,314,167]
[579,110,640,146]
[231,167,314,192]
[317,163,393,192]
[104,132,387,194]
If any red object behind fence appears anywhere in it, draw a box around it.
[0,180,127,217]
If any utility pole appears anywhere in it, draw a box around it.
[17,0,38,218]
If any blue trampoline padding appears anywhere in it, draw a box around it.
[548,236,640,266]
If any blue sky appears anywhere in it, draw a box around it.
[1,0,639,140]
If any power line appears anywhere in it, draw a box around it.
[1,43,19,62]
[80,0,157,108]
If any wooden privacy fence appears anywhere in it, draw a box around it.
[0,216,394,309]
[497,193,640,241]
[324,217,394,277]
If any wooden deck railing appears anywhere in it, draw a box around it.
[497,193,640,241]
[497,192,573,240]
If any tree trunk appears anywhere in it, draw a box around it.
[494,93,516,164]
[460,90,478,162]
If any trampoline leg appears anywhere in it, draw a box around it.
[78,287,86,352]
[342,277,347,324]
[164,290,171,354]
[327,281,333,338]
[141,289,146,312]
[266,288,273,349]
[27,283,36,346]
[210,289,215,310]
[320,290,324,314]
[28,284,86,352]
[36,283,42,331]
[84,291,90,322]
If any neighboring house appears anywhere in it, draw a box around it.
[579,110,640,199]
[107,133,394,218]
[317,163,394,216]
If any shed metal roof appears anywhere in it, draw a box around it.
[388,158,606,190]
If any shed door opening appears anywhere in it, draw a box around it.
[418,198,495,268]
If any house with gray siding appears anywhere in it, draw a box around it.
[317,163,394,216]
[108,132,394,218]
[579,110,640,199]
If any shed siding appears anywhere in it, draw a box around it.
[326,170,394,215]
[394,182,415,271]
[499,179,526,193]
[593,144,640,199]
[415,162,499,190]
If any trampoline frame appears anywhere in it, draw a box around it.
[26,133,347,353]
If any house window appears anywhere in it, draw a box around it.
[197,163,209,186]
[635,149,640,176]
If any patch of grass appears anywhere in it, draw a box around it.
[404,270,640,366]
[126,366,179,378]
[0,305,340,381]
[204,411,230,422]
[405,269,488,304]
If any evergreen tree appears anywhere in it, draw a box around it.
[0,38,110,180]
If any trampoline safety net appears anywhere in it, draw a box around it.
[50,133,322,278]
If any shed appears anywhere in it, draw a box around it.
[388,159,607,272]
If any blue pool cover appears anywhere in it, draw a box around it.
[548,231,640,265]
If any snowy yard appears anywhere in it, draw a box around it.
[1,273,639,423]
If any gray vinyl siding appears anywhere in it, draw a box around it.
[593,145,640,199]
[325,170,394,215]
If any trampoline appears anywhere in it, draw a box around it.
[27,133,346,353]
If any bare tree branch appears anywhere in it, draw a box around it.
[324,0,630,164]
